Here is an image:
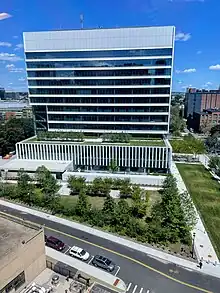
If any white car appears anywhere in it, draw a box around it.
[69,246,90,261]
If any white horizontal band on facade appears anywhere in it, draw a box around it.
[28,85,170,89]
[27,75,171,80]
[48,120,168,125]
[24,46,173,53]
[26,66,172,71]
[16,142,172,170]
[31,103,170,107]
[47,111,169,116]
[25,55,172,62]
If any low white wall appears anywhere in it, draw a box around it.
[62,171,166,186]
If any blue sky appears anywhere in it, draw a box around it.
[0,0,220,92]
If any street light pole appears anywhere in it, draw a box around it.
[192,232,196,259]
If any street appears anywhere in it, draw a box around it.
[0,204,218,293]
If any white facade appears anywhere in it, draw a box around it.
[16,141,172,171]
[24,26,175,135]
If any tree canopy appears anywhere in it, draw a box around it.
[0,118,34,156]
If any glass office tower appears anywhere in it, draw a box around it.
[24,26,175,135]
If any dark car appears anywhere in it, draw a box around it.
[92,255,115,272]
[45,236,65,251]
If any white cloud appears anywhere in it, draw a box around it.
[183,68,196,73]
[209,64,220,70]
[6,64,15,70]
[18,77,26,81]
[203,82,213,87]
[176,68,196,73]
[14,43,24,51]
[175,32,191,41]
[10,68,24,73]
[197,50,202,54]
[0,13,12,21]
[0,42,12,47]
[0,53,22,61]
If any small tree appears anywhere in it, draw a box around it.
[75,189,91,217]
[17,169,35,204]
[108,160,118,173]
[102,195,116,225]
[181,191,197,229]
[68,176,86,195]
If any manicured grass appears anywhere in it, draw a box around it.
[129,140,165,146]
[177,163,220,257]
[60,190,160,210]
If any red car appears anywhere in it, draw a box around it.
[45,236,65,251]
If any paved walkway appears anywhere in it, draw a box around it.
[171,161,219,265]
[1,199,220,279]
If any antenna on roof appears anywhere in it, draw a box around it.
[80,14,84,29]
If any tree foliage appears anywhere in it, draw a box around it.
[208,156,220,176]
[170,105,186,136]
[68,176,86,195]
[0,118,34,156]
[171,135,206,154]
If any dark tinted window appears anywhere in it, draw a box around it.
[26,59,171,69]
[26,48,172,59]
[27,68,171,78]
[28,78,170,86]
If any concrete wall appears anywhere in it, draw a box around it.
[0,229,46,291]
[62,171,166,186]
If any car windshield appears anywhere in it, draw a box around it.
[81,250,86,255]
[105,259,111,265]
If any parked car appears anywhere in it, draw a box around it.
[45,236,65,251]
[69,246,90,261]
[92,255,115,272]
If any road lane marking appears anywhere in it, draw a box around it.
[146,290,149,293]
[126,283,132,291]
[64,246,71,254]
[88,256,94,265]
[114,265,120,276]
[139,288,143,293]
[132,285,137,293]
[0,209,212,293]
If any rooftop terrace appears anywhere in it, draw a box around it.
[24,136,166,147]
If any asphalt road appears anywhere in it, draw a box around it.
[0,204,219,293]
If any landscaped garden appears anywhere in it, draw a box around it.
[177,163,220,257]
[170,135,206,154]
[0,165,196,257]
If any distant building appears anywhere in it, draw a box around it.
[192,108,220,132]
[185,88,220,132]
[0,213,46,293]
[185,88,220,118]
[0,87,5,100]
[4,91,20,100]
[0,101,33,120]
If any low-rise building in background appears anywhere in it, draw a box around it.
[0,101,33,121]
[185,88,220,132]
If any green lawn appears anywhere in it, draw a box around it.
[60,190,160,210]
[177,163,220,257]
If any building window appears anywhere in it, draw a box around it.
[0,271,25,293]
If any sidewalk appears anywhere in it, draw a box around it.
[171,161,219,265]
[1,199,220,279]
